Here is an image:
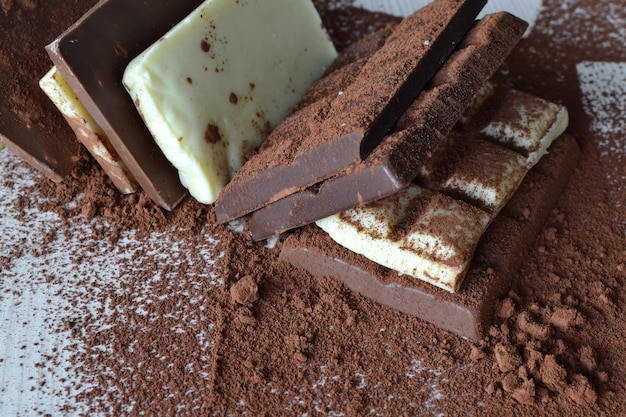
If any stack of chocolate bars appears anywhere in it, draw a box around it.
[214,0,577,339]
[0,0,579,340]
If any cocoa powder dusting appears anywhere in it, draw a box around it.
[205,123,222,144]
[1,1,626,416]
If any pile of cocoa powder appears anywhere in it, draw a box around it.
[1,0,625,416]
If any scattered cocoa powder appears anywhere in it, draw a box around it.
[1,0,626,416]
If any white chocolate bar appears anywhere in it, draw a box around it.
[39,67,137,194]
[123,0,337,204]
[317,84,569,293]
[419,133,529,215]
[317,187,492,292]
[480,85,569,166]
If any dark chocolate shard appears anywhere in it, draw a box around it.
[215,0,487,222]
[279,135,580,340]
[46,0,204,210]
[249,12,528,241]
[0,1,97,181]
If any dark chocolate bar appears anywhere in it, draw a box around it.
[215,0,487,222]
[46,0,205,210]
[0,1,96,181]
[279,135,580,340]
[249,12,528,240]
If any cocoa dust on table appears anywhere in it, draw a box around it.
[3,0,626,416]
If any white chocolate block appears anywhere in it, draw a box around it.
[40,67,137,194]
[123,0,337,204]
[419,133,529,215]
[317,186,492,293]
[480,87,569,166]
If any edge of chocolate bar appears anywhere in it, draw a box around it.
[249,13,528,241]
[0,3,94,182]
[45,0,204,210]
[39,67,138,194]
[280,135,580,340]
[215,0,487,223]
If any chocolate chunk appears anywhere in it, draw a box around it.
[0,1,96,182]
[46,0,205,209]
[249,13,528,240]
[279,135,580,340]
[39,67,138,194]
[215,0,488,222]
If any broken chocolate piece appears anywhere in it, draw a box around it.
[46,0,205,209]
[123,0,337,205]
[0,1,96,181]
[215,0,488,222]
[40,67,137,194]
[280,134,580,340]
[249,13,529,240]
[318,185,493,293]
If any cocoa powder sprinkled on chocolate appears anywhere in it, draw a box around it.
[205,123,222,144]
[1,1,626,416]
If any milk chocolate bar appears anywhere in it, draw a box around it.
[280,135,580,340]
[249,13,528,240]
[46,0,205,209]
[214,0,488,222]
[0,2,96,181]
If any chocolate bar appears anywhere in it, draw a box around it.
[39,68,138,194]
[249,13,529,240]
[46,0,205,210]
[280,134,580,340]
[122,0,337,205]
[214,0,488,222]
[317,185,493,293]
[0,1,96,182]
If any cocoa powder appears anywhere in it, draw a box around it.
[0,0,625,416]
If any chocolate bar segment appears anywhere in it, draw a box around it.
[0,1,96,181]
[214,0,487,222]
[122,0,337,205]
[46,0,205,209]
[249,13,529,240]
[39,67,138,194]
[418,134,528,215]
[280,135,580,340]
[317,185,493,293]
